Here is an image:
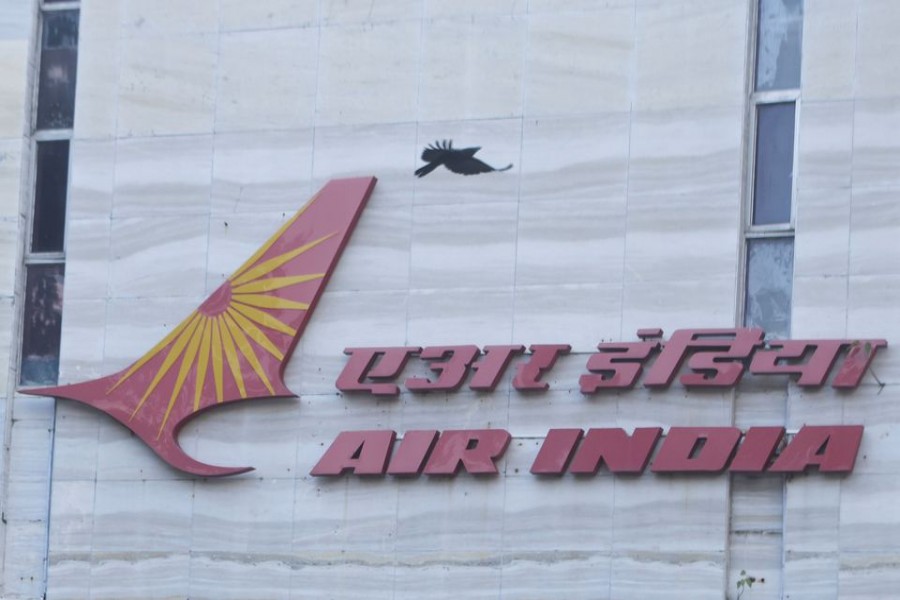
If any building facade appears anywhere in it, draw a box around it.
[0,0,898,598]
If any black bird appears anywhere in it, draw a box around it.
[414,140,513,178]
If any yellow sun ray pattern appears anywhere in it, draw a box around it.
[111,225,337,435]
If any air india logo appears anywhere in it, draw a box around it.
[22,177,377,477]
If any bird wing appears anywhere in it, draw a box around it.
[22,177,377,476]
[445,156,498,175]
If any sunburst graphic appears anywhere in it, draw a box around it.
[22,177,377,477]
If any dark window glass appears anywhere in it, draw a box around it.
[744,237,793,339]
[756,0,803,91]
[32,140,69,253]
[753,102,795,226]
[36,11,79,130]
[20,264,65,386]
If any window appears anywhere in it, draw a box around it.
[20,3,79,386]
[742,0,802,340]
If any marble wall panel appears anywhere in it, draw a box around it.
[95,418,191,481]
[52,401,101,482]
[90,552,190,600]
[58,298,107,383]
[847,275,900,384]
[0,298,14,391]
[191,477,295,552]
[612,476,729,552]
[289,552,395,600]
[426,0,525,18]
[395,476,506,552]
[0,40,28,138]
[616,386,732,430]
[609,552,725,599]
[634,0,747,111]
[103,296,206,372]
[0,137,24,219]
[419,16,524,122]
[512,284,623,353]
[218,0,318,31]
[49,479,96,553]
[503,475,614,551]
[499,551,611,600]
[797,101,854,191]
[109,215,209,299]
[64,220,111,301]
[92,479,194,550]
[838,552,900,600]
[784,477,840,554]
[399,389,510,432]
[413,119,521,206]
[733,385,786,428]
[801,0,858,101]
[0,0,31,41]
[786,386,843,428]
[183,398,301,478]
[311,122,416,206]
[406,288,515,346]
[852,99,900,190]
[783,552,839,600]
[205,212,287,291]
[316,21,419,126]
[68,139,115,220]
[795,187,851,279]
[525,9,633,116]
[839,473,900,552]
[393,555,502,600]
[216,29,318,133]
[0,217,17,297]
[189,554,292,600]
[8,417,53,482]
[855,0,900,100]
[628,105,744,198]
[520,113,629,204]
[114,135,213,217]
[6,477,51,524]
[849,187,900,277]
[117,34,218,137]
[74,33,120,140]
[325,200,412,294]
[3,521,50,599]
[212,129,314,217]
[624,192,740,285]
[843,388,900,475]
[295,289,410,355]
[120,0,218,36]
[791,275,849,338]
[410,202,517,290]
[516,197,625,287]
[727,532,783,600]
[621,277,738,336]
[320,0,421,25]
[731,475,783,534]
[46,555,92,600]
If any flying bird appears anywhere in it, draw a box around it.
[414,140,513,178]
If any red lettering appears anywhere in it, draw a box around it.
[513,344,571,391]
[651,427,741,473]
[530,428,583,475]
[469,345,525,391]
[405,345,480,392]
[832,340,887,388]
[386,430,439,476]
[310,430,396,476]
[568,428,661,474]
[749,340,845,386]
[580,341,659,393]
[729,427,785,473]
[644,328,764,388]
[336,347,420,396]
[423,429,511,475]
[768,425,864,473]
